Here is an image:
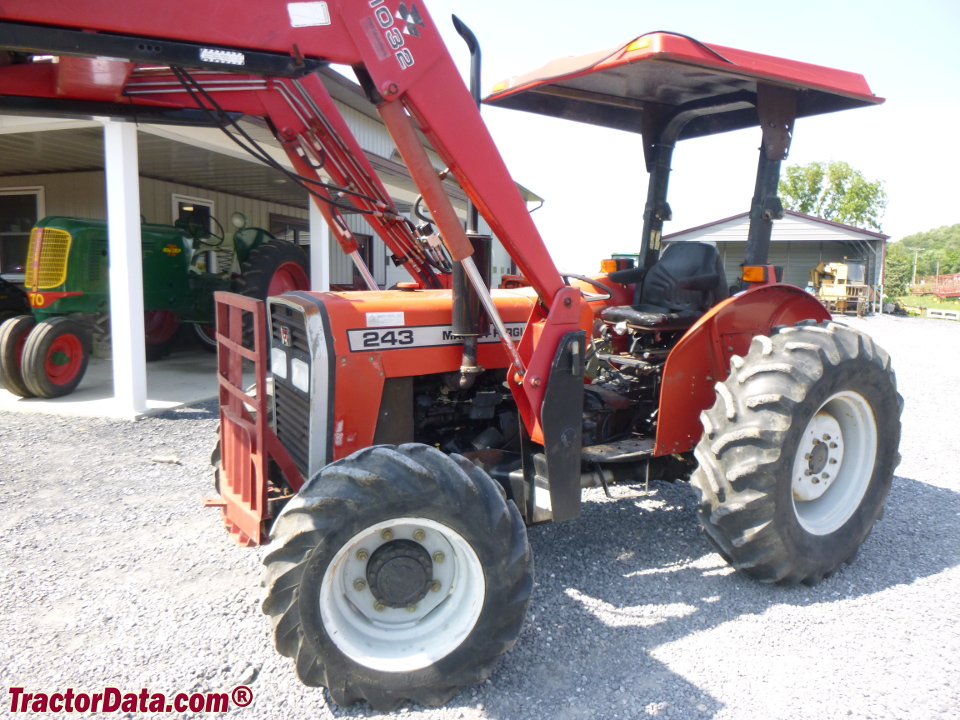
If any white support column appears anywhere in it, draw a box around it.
[104,121,148,417]
[309,199,330,291]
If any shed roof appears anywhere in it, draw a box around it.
[663,210,889,243]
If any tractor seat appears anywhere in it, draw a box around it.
[601,242,728,330]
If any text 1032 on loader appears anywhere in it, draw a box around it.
[0,1,901,710]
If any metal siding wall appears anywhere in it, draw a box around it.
[720,242,746,286]
[783,242,822,287]
[0,171,309,236]
[337,104,395,159]
[0,171,105,218]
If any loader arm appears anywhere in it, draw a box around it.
[0,0,576,439]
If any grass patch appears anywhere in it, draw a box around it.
[898,295,960,311]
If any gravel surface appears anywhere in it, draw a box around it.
[1,313,958,719]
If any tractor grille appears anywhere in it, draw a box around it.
[270,302,310,478]
[87,239,106,283]
[25,227,72,289]
[274,381,310,477]
[270,303,310,353]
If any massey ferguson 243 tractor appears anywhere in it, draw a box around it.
[0,1,901,710]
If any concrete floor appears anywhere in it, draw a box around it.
[0,349,248,419]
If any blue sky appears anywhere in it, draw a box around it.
[409,0,960,270]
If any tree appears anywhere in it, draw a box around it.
[895,224,960,277]
[779,161,888,232]
[883,243,912,297]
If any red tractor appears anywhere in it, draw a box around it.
[0,2,901,711]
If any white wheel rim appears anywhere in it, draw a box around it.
[790,391,878,535]
[319,517,485,672]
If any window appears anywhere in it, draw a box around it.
[269,213,310,246]
[171,194,214,233]
[0,187,45,281]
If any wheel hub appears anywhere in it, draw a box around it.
[319,517,486,673]
[366,540,433,608]
[789,390,878,536]
[808,440,830,474]
[792,411,844,502]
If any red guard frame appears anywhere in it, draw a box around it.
[207,292,303,546]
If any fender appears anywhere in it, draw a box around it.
[655,284,830,456]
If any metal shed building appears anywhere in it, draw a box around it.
[663,210,888,294]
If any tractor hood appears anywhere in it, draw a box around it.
[483,32,883,141]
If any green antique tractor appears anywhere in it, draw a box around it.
[0,213,309,398]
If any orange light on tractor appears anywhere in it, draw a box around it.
[600,259,620,274]
[742,266,767,283]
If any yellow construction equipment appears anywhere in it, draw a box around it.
[808,260,869,316]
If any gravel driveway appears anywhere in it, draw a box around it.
[1,313,958,719]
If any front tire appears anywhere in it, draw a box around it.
[0,315,37,398]
[192,323,218,352]
[690,320,902,585]
[21,316,91,398]
[261,444,533,710]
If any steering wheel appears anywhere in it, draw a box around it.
[189,215,226,247]
[561,273,615,302]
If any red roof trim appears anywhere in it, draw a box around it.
[663,210,889,241]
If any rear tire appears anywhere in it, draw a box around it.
[690,320,902,585]
[261,444,533,711]
[235,241,310,345]
[21,316,91,398]
[235,240,310,302]
[0,315,36,398]
[144,310,180,362]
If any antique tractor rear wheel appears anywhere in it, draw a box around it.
[0,314,37,398]
[236,240,310,301]
[21,316,91,398]
[261,444,533,711]
[144,309,180,361]
[690,320,902,585]
[235,240,310,345]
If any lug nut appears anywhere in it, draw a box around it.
[374,601,385,612]
[413,529,426,542]
[353,579,366,591]
[804,453,812,460]
[356,549,369,562]
[381,528,394,541]
[822,473,830,479]
[823,434,831,441]
[430,580,442,593]
[829,442,838,449]
[433,551,445,564]
[829,458,838,465]
[812,478,820,484]
[406,604,417,613]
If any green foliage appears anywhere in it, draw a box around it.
[894,224,960,278]
[884,243,912,297]
[779,161,887,232]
